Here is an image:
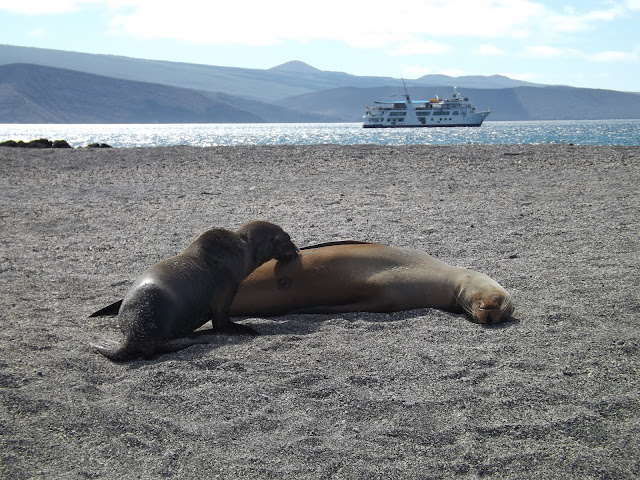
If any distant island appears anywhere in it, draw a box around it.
[1,44,639,123]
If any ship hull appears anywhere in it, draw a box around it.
[363,122,485,128]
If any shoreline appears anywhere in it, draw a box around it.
[2,144,639,479]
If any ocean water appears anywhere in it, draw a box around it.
[0,120,638,148]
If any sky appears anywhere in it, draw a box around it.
[1,0,639,92]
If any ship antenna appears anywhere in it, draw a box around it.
[401,76,411,102]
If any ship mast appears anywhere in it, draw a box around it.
[401,77,411,103]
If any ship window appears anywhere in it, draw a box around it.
[453,111,459,115]
[389,112,406,116]
[417,112,430,116]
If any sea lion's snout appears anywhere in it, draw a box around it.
[277,242,300,261]
[471,291,514,324]
[274,234,300,261]
[240,221,299,262]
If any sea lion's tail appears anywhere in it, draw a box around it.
[89,300,123,317]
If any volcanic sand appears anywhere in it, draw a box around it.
[1,144,638,478]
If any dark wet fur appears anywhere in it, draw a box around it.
[90,221,298,361]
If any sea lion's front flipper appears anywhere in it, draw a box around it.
[151,336,220,356]
[216,320,259,335]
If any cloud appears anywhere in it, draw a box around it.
[401,66,436,79]
[0,0,103,14]
[102,1,636,53]
[547,4,627,33]
[4,0,639,62]
[626,0,640,10]
[589,50,639,62]
[386,40,453,57]
[28,28,46,37]
[475,44,506,56]
[104,0,549,48]
[525,43,639,64]
[525,45,568,57]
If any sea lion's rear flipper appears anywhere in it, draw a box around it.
[91,335,218,362]
[89,300,123,317]
[90,339,140,362]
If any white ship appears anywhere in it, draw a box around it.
[363,83,490,128]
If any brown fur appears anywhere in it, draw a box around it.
[230,242,513,324]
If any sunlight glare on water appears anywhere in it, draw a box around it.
[0,120,638,148]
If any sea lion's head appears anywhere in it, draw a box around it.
[457,275,514,324]
[238,220,300,263]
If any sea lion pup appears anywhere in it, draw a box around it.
[229,241,513,324]
[91,221,299,361]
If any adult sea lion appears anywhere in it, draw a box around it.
[91,220,299,361]
[229,241,514,324]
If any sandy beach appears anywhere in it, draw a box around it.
[1,144,638,478]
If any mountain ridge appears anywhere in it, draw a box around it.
[0,44,546,102]
[1,45,638,123]
[270,61,322,73]
[0,63,330,123]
